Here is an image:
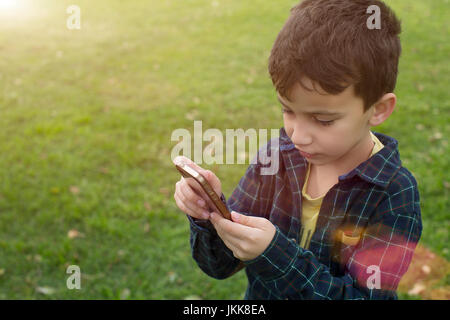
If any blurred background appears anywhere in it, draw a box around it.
[0,0,448,299]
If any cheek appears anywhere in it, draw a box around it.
[318,126,351,154]
[283,115,294,136]
[321,136,342,152]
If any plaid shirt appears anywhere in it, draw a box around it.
[187,128,422,300]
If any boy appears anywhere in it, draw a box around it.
[173,0,422,299]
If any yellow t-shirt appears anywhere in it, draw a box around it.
[299,131,385,249]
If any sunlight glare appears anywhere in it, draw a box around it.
[0,0,18,9]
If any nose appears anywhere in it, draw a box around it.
[290,121,313,147]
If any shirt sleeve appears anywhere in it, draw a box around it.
[242,169,422,300]
[186,192,241,280]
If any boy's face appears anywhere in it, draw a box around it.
[278,78,376,169]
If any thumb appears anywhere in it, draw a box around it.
[231,211,266,229]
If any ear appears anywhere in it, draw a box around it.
[368,93,396,127]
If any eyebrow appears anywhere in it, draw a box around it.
[277,96,344,116]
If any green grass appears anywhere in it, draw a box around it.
[0,0,448,299]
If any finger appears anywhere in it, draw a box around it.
[174,191,197,218]
[178,179,211,216]
[175,187,209,220]
[210,212,252,240]
[176,183,210,220]
[179,177,208,209]
[184,177,218,212]
[210,213,242,248]
[220,236,241,259]
[230,211,267,229]
[174,191,192,216]
[216,229,245,260]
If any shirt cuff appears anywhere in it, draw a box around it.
[186,214,215,233]
[243,226,302,281]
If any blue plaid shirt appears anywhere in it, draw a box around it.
[187,128,422,300]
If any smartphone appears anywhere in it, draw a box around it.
[175,163,231,220]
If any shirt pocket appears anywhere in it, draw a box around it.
[332,229,363,275]
[339,230,361,246]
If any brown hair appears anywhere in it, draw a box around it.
[268,0,402,112]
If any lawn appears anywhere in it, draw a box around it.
[0,0,448,299]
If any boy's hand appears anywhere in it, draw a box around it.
[209,211,276,261]
[173,156,222,220]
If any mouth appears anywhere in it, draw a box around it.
[297,149,316,158]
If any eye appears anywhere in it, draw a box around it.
[281,108,293,115]
[315,118,334,126]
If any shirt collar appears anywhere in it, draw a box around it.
[278,127,402,188]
